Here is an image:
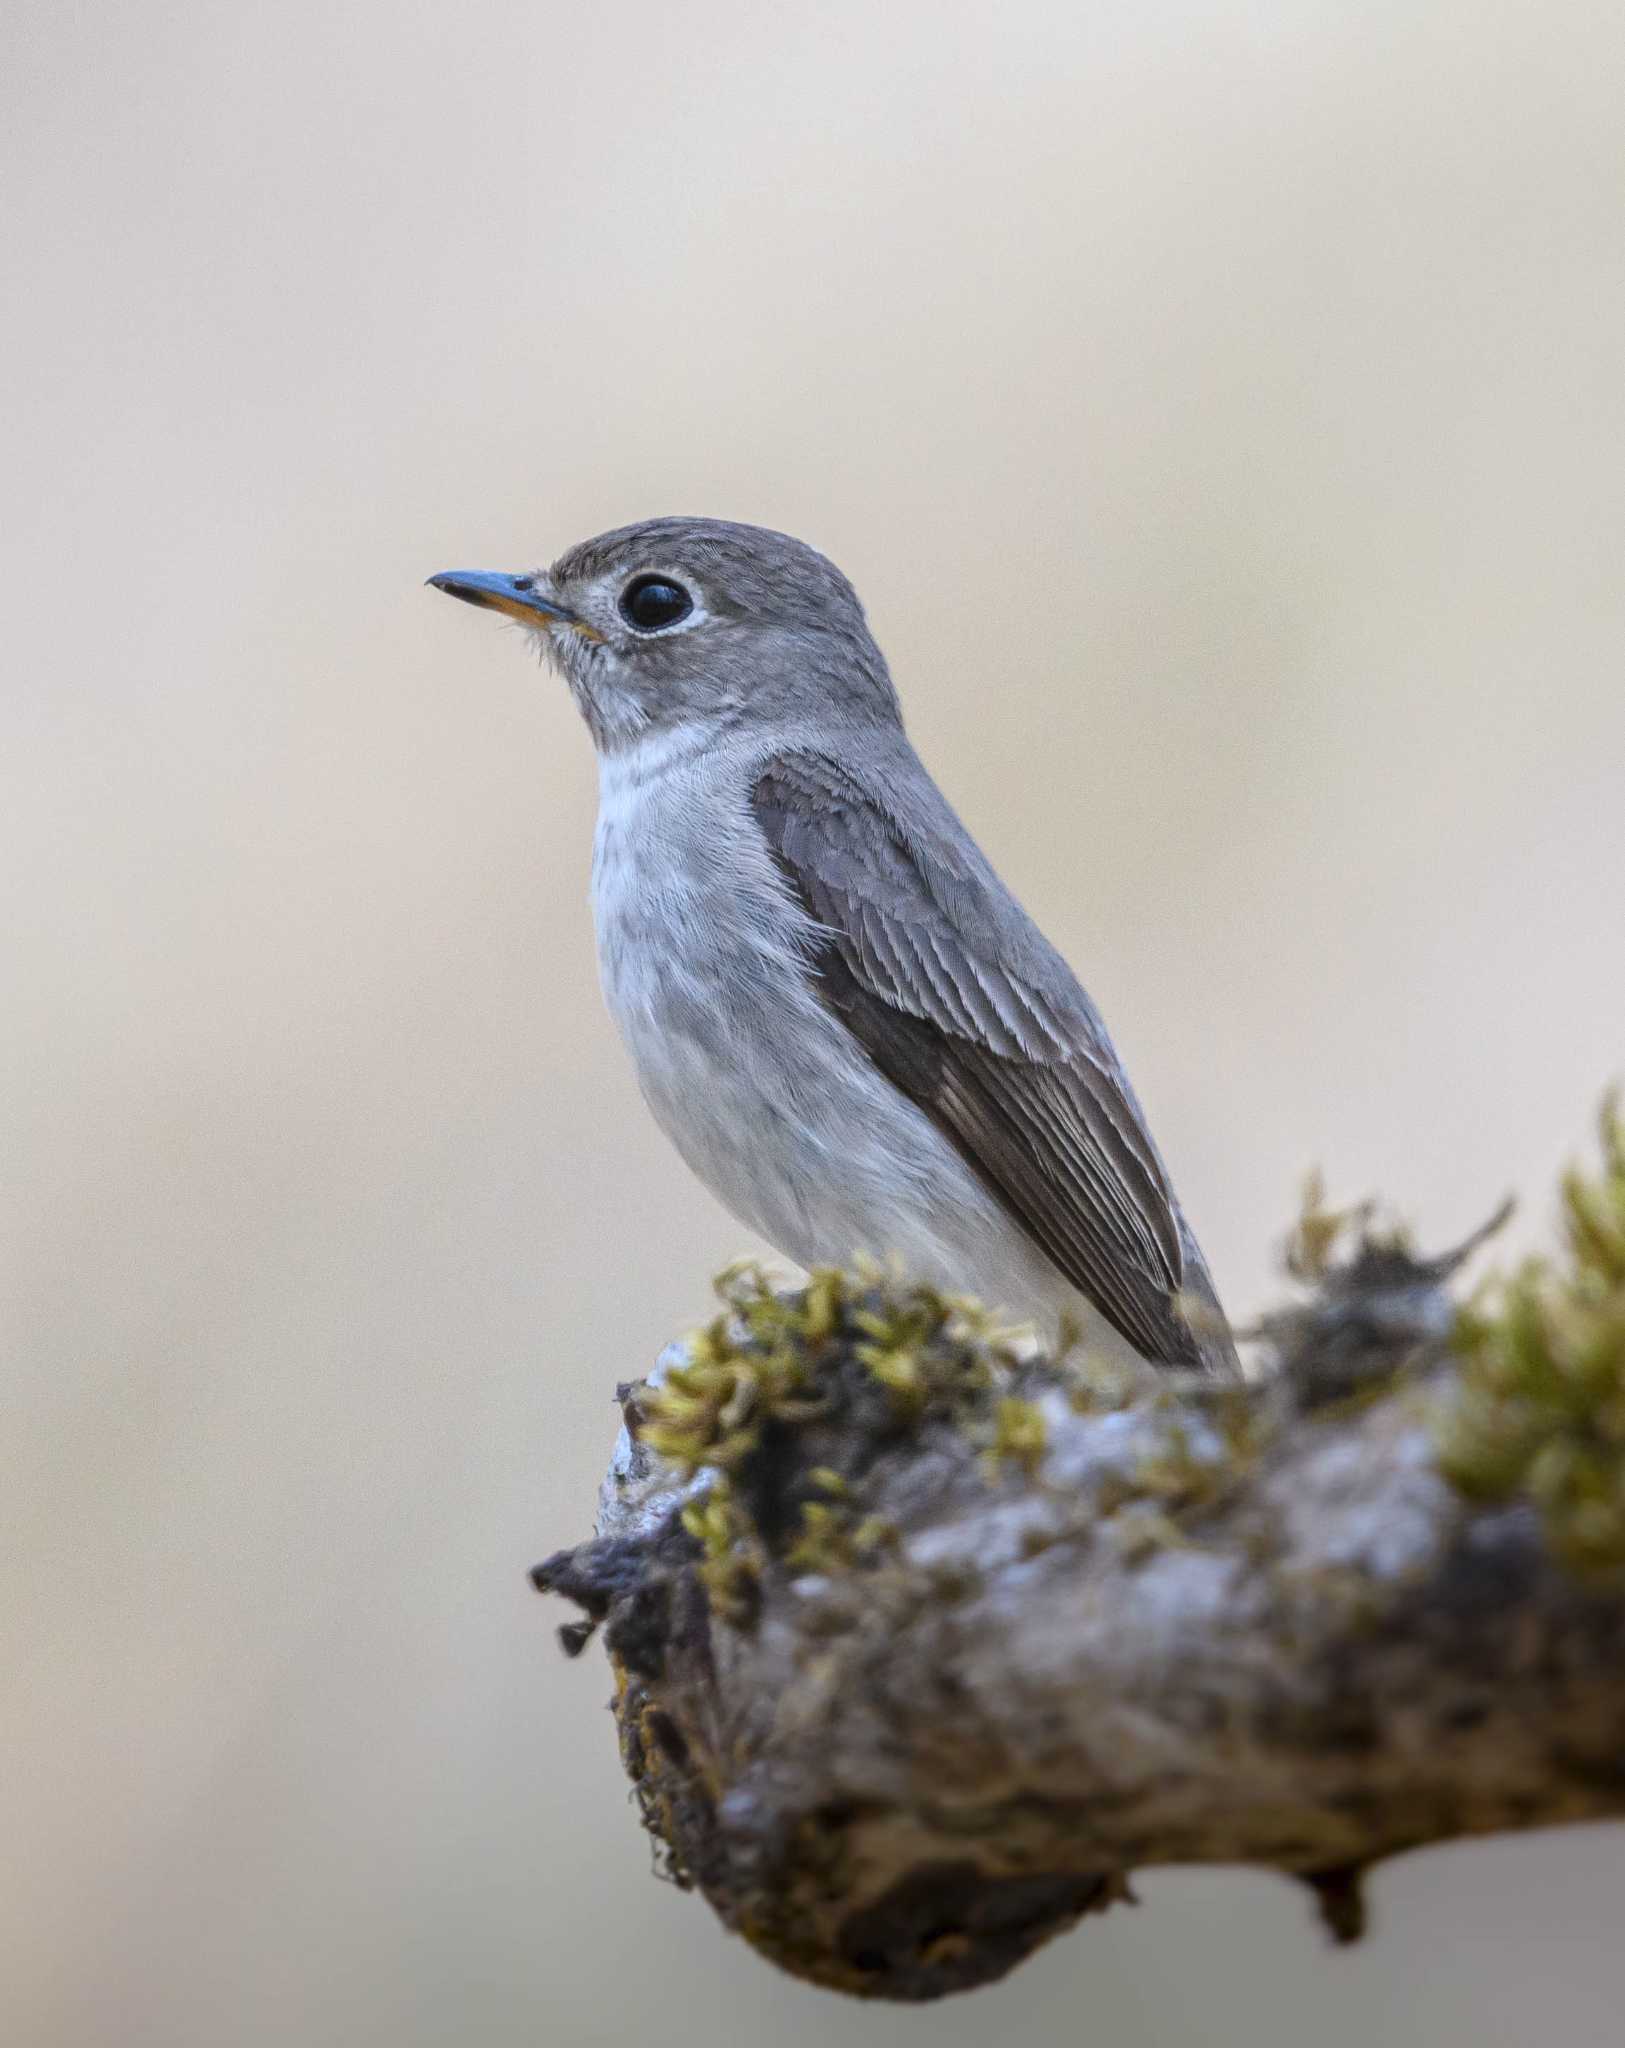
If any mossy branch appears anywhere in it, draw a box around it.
[534,1104,1625,2002]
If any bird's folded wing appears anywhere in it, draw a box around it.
[752,752,1205,1367]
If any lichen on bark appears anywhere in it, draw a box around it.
[533,1105,1625,2002]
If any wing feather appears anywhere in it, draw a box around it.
[752,752,1214,1368]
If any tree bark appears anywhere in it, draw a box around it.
[534,1194,1625,2002]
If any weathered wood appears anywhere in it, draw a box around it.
[535,1138,1625,2002]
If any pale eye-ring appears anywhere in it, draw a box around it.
[618,574,693,633]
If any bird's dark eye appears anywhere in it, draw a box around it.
[618,574,693,633]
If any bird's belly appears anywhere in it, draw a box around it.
[628,994,942,1268]
[597,888,1087,1336]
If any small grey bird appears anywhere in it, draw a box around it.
[430,518,1236,1373]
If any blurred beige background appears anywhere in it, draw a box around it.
[5,2,1624,2043]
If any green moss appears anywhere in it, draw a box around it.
[634,1261,1035,1628]
[679,1478,763,1627]
[1065,1352,1147,1414]
[850,1274,1014,1419]
[638,1261,841,1472]
[1127,1414,1233,1509]
[785,1499,900,1573]
[1209,1382,1272,1467]
[1281,1170,1415,1283]
[984,1396,1048,1477]
[638,1263,1022,1475]
[1062,1385,1270,1559]
[1436,1096,1625,1579]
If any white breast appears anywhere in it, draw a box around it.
[591,733,860,1251]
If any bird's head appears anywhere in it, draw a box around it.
[429,516,898,752]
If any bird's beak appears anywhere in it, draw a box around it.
[426,569,601,640]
